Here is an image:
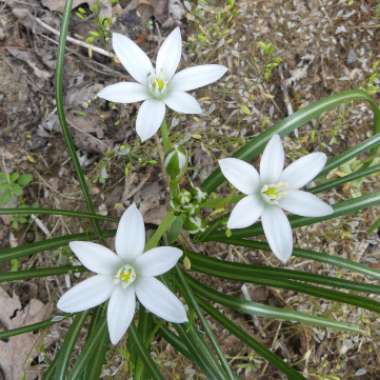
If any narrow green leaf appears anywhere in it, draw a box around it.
[202,90,380,193]
[0,229,115,263]
[318,133,380,177]
[187,266,380,314]
[46,312,88,380]
[310,163,380,194]
[206,192,380,240]
[129,324,165,380]
[185,250,380,294]
[187,275,362,333]
[158,327,193,359]
[176,267,235,380]
[80,306,109,379]
[200,301,306,380]
[68,319,107,379]
[0,266,85,283]
[207,238,380,280]
[174,324,226,380]
[56,0,102,237]
[0,207,115,221]
[0,316,65,340]
[201,161,380,212]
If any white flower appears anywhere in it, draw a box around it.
[97,28,227,142]
[219,134,333,263]
[57,204,187,345]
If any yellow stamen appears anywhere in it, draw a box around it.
[261,182,288,204]
[114,265,136,288]
[154,78,166,90]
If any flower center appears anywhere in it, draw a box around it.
[114,264,136,288]
[148,74,168,99]
[260,182,288,205]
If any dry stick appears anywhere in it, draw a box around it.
[31,14,115,59]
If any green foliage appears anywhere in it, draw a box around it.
[0,171,32,205]
[257,41,282,81]
[362,60,380,95]
[76,0,113,49]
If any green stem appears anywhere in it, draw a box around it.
[0,316,65,339]
[145,211,176,251]
[56,0,103,238]
[160,120,172,153]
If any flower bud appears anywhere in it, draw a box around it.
[164,147,187,180]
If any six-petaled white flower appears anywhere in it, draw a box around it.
[97,27,227,142]
[219,134,334,263]
[57,204,187,345]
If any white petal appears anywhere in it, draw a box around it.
[280,152,327,189]
[57,275,114,313]
[260,134,284,183]
[171,64,227,92]
[69,241,122,275]
[136,99,166,142]
[97,82,150,103]
[134,247,182,277]
[112,33,153,85]
[165,91,202,114]
[279,190,334,217]
[261,207,293,263]
[107,286,135,345]
[115,204,145,261]
[218,158,260,195]
[227,195,264,229]
[136,277,187,323]
[156,27,182,80]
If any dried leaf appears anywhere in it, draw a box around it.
[0,288,52,380]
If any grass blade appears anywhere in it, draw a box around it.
[201,90,380,193]
[55,0,103,237]
[176,267,235,380]
[204,238,380,280]
[0,316,65,340]
[0,266,85,283]
[0,229,115,263]
[185,264,380,314]
[200,301,306,380]
[68,318,108,379]
[80,306,109,379]
[187,275,361,333]
[0,207,115,220]
[318,133,380,177]
[158,327,193,359]
[185,250,380,294]
[174,324,226,380]
[129,324,165,380]
[206,191,380,240]
[310,163,380,194]
[44,312,88,380]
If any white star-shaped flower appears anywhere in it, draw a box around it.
[57,204,187,345]
[219,134,334,263]
[97,27,227,142]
